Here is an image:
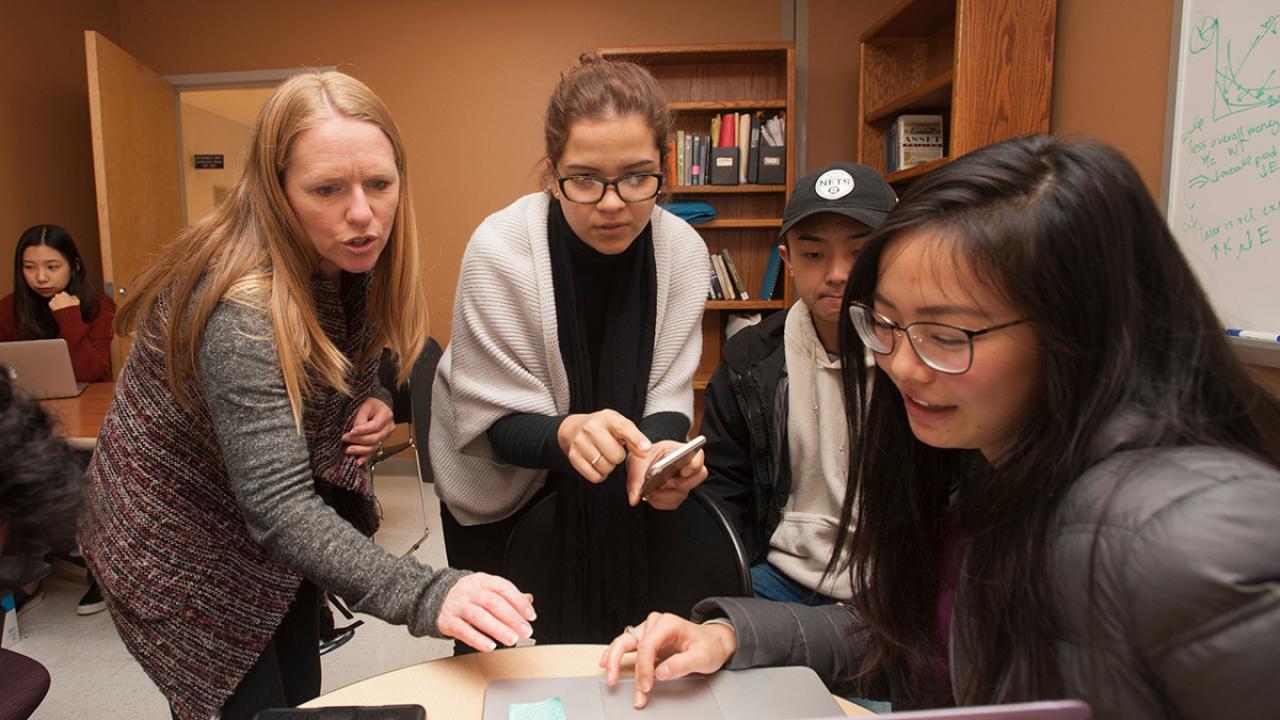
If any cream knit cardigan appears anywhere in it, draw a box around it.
[431,192,710,525]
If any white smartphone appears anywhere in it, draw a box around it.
[640,435,707,497]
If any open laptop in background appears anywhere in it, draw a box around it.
[0,339,88,399]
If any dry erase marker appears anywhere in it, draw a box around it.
[1226,328,1280,342]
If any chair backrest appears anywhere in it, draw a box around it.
[409,337,443,484]
[502,487,752,642]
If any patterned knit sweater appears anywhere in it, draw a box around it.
[79,273,465,720]
[431,192,710,524]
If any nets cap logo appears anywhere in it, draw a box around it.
[814,169,855,200]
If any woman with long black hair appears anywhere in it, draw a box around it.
[1,224,115,382]
[601,135,1280,719]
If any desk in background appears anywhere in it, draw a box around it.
[303,644,869,717]
[39,382,113,450]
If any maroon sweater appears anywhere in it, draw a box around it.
[79,275,379,720]
[0,293,116,382]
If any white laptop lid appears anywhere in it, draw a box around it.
[0,338,88,400]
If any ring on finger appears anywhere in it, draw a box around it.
[590,452,604,467]
[624,624,640,641]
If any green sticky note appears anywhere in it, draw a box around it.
[508,696,567,720]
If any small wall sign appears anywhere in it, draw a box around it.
[193,154,224,169]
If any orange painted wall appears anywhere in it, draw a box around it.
[1050,1,1174,196]
[116,0,786,343]
[804,0,897,171]
[0,1,120,299]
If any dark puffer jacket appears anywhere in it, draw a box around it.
[695,443,1280,719]
[699,310,790,562]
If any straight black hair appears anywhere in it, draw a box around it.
[831,135,1280,707]
[11,224,101,340]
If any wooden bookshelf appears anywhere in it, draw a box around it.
[600,43,796,429]
[693,218,782,229]
[670,99,787,112]
[858,0,1056,188]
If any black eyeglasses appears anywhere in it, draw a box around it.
[555,172,664,204]
[848,302,1028,374]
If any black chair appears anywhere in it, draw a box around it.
[502,486,753,643]
[369,337,443,556]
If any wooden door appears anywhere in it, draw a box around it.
[84,31,183,373]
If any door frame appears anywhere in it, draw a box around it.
[167,68,335,225]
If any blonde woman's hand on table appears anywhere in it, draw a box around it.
[436,572,536,652]
[599,612,737,709]
[557,409,651,483]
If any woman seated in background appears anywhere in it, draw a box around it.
[2,224,114,615]
[79,71,534,720]
[431,53,710,644]
[601,135,1280,719]
[1,224,115,382]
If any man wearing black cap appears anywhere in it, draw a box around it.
[700,162,895,604]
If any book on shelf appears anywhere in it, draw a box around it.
[676,130,686,186]
[664,140,677,189]
[717,112,736,148]
[747,113,762,183]
[719,248,749,300]
[737,112,750,184]
[711,253,733,301]
[708,267,724,300]
[759,243,783,300]
[691,134,702,185]
[885,120,897,174]
[700,134,710,185]
[887,114,944,173]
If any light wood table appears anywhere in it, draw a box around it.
[39,382,114,450]
[303,644,870,717]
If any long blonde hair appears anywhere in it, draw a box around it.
[117,71,428,426]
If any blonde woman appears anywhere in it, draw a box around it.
[79,71,534,720]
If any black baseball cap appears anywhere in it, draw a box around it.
[779,161,897,237]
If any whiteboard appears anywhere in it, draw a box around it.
[1163,1,1280,339]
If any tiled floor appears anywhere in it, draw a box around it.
[11,461,455,719]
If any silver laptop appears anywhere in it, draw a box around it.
[0,339,89,399]
[485,666,845,719]
[820,701,1092,719]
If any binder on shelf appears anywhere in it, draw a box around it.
[759,243,783,300]
[737,112,750,183]
[747,114,762,183]
[710,147,739,185]
[719,249,750,300]
[758,145,786,184]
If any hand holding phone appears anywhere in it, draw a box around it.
[639,435,707,499]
